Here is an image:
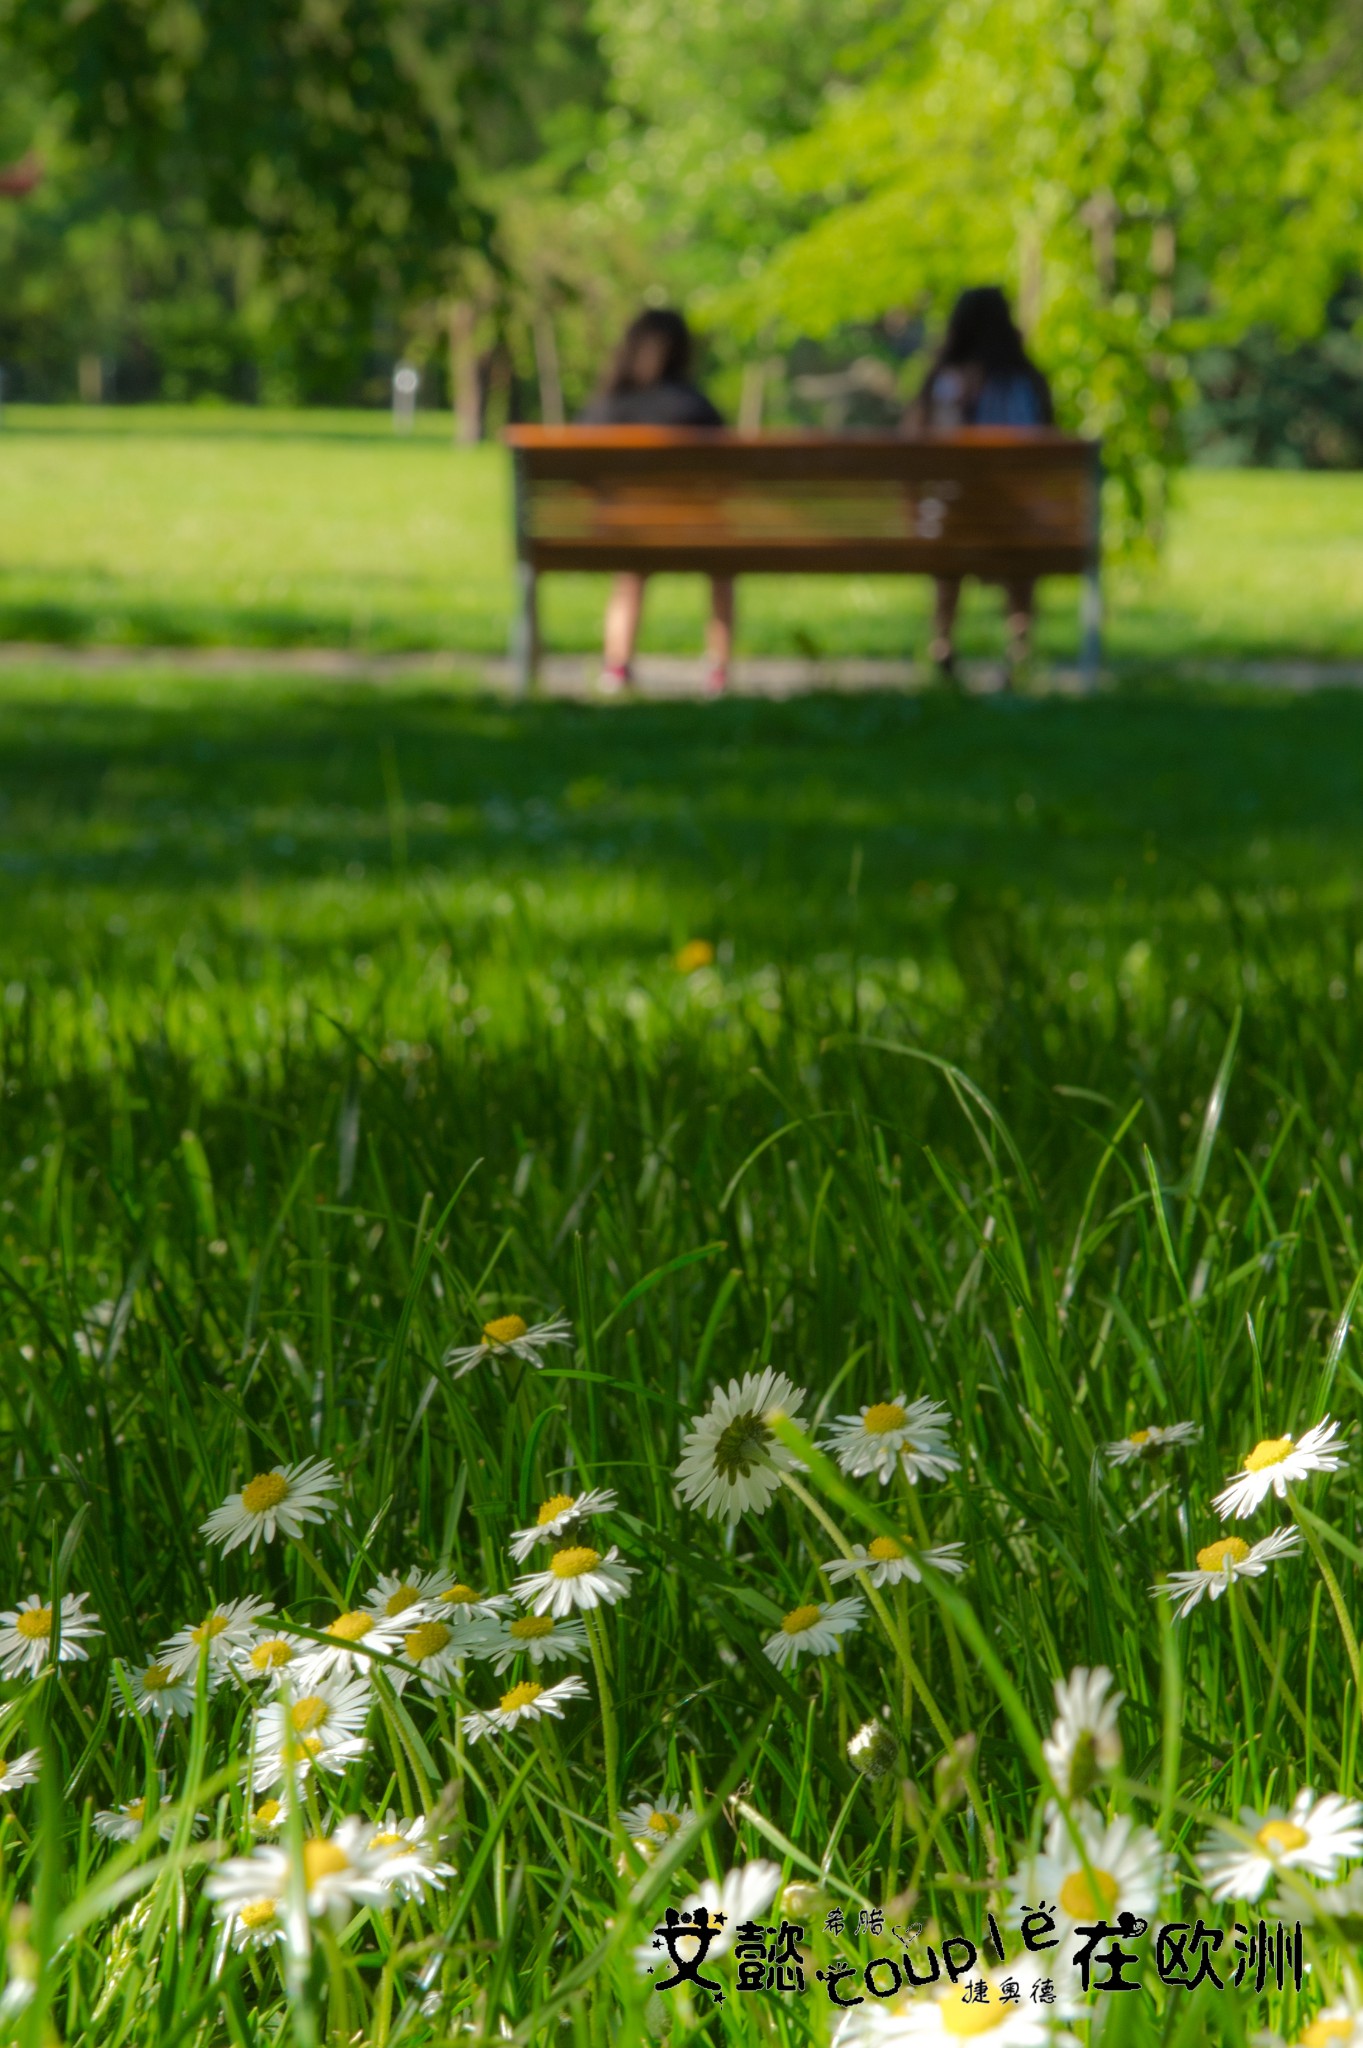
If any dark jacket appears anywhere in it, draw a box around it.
[579,381,723,428]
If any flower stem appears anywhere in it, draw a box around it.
[585,1611,620,1829]
[1290,1491,1363,1734]
[294,1538,347,1609]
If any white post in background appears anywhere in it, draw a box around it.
[738,360,766,433]
[448,301,481,445]
[392,363,419,434]
[78,353,103,403]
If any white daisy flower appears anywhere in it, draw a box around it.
[1153,1526,1303,1618]
[232,1630,312,1690]
[159,1597,272,1680]
[1041,1666,1123,1801]
[1105,1420,1201,1464]
[821,1393,958,1488]
[1007,1805,1166,1933]
[507,1488,618,1563]
[481,1611,590,1673]
[513,1543,636,1618]
[200,1457,341,1553]
[1213,1416,1345,1519]
[1197,1788,1363,1902]
[252,1674,371,1791]
[119,1657,200,1721]
[444,1313,573,1379]
[831,1955,1076,2044]
[205,1818,392,1950]
[619,1794,698,1851]
[392,1616,471,1697]
[93,1793,184,1844]
[0,1750,40,1795]
[465,1673,590,1743]
[0,1591,103,1680]
[433,1580,514,1627]
[362,1568,450,1624]
[763,1596,865,1672]
[633,1860,783,1973]
[823,1535,966,1588]
[364,1812,455,1899]
[1294,2006,1363,2048]
[249,1793,291,1833]
[293,1608,406,1684]
[674,1367,808,1524]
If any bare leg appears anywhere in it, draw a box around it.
[930,576,962,675]
[1003,580,1035,677]
[705,577,735,694]
[602,573,646,688]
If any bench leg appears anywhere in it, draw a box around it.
[511,563,539,697]
[1079,567,1103,692]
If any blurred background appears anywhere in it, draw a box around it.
[3,0,1363,552]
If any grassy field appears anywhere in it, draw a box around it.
[2,406,1363,661]
[1,652,1363,2043]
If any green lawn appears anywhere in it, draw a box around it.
[2,557,1363,2031]
[2,404,1361,659]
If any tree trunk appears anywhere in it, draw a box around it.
[531,308,564,425]
[448,301,481,445]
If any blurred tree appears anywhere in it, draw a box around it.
[1,0,607,402]
[707,0,1363,543]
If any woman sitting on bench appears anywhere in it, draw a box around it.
[580,308,732,698]
[906,286,1054,686]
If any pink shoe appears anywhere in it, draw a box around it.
[597,663,630,697]
[703,665,728,698]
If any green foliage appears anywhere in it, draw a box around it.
[699,0,1363,544]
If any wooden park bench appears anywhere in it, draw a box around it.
[503,426,1102,693]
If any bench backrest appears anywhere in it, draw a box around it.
[505,426,1100,579]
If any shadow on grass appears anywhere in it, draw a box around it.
[0,674,1359,1000]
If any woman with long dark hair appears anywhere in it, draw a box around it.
[907,286,1054,681]
[581,308,732,696]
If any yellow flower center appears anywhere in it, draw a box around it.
[537,1493,576,1525]
[1255,1819,1311,1856]
[370,1829,407,1851]
[141,1662,173,1691]
[441,1584,478,1607]
[781,1604,822,1636]
[483,1314,528,1346]
[382,1583,421,1616]
[302,1839,350,1886]
[941,1991,1011,2038]
[868,1536,905,1561]
[550,1546,599,1579]
[499,1680,543,1713]
[1128,1429,1152,1446]
[241,1471,290,1514]
[1196,1537,1251,1573]
[405,1621,452,1661]
[1300,2021,1355,2048]
[863,1402,908,1435]
[15,1607,52,1641]
[240,1899,278,1930]
[253,1800,283,1826]
[125,1799,146,1824]
[509,1614,555,1640]
[675,939,715,973]
[647,1810,681,1836]
[325,1611,373,1642]
[1058,1868,1120,1919]
[1243,1435,1294,1473]
[296,1735,323,1758]
[191,1612,230,1646]
[290,1696,328,1734]
[250,1639,295,1671]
